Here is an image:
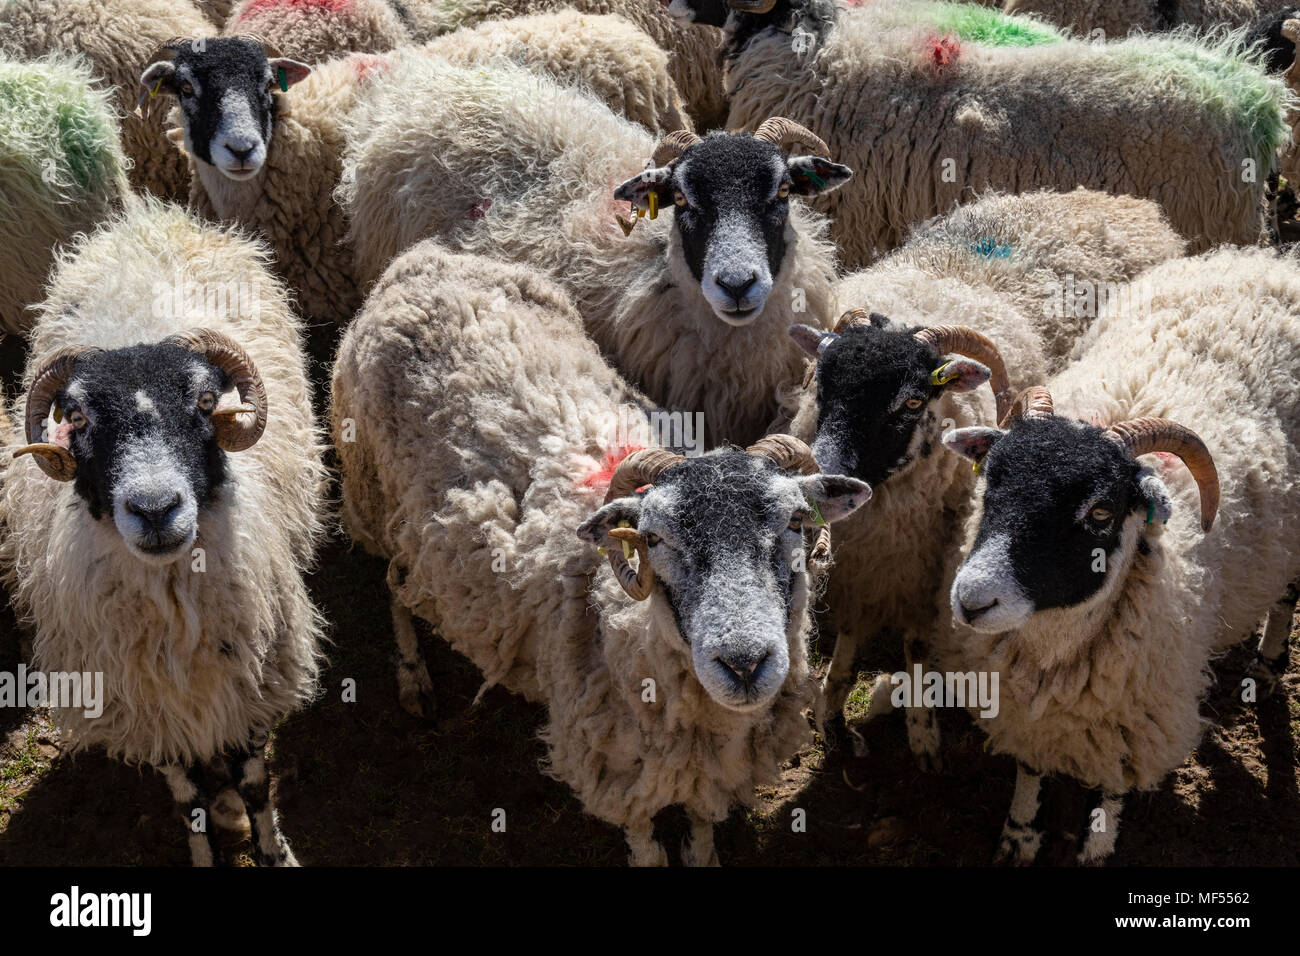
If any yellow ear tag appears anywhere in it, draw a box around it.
[972,458,983,476]
[616,519,633,559]
[930,363,958,386]
[636,207,645,219]
[150,79,162,99]
[52,407,63,425]
[648,191,658,220]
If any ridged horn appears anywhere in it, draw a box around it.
[728,1,781,15]
[1104,418,1220,533]
[833,308,872,334]
[603,448,685,504]
[164,328,268,452]
[651,129,702,167]
[601,448,685,602]
[605,527,654,601]
[746,434,819,475]
[16,345,102,481]
[999,386,1055,428]
[913,325,1016,426]
[752,116,829,157]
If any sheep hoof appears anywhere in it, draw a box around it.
[680,838,719,867]
[1247,653,1286,700]
[993,826,1040,866]
[628,842,669,867]
[399,683,438,720]
[912,748,943,775]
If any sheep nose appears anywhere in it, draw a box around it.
[126,493,183,531]
[716,272,758,304]
[960,597,998,623]
[227,143,255,163]
[716,650,768,687]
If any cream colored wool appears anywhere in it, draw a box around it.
[224,0,413,62]
[1002,0,1297,36]
[0,0,216,203]
[398,0,727,128]
[784,189,1184,744]
[0,199,328,768]
[939,246,1300,794]
[197,0,238,28]
[0,55,128,337]
[331,241,814,852]
[723,0,1290,267]
[339,56,837,446]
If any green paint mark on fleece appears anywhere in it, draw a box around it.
[925,3,1062,47]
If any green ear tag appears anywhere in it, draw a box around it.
[1145,502,1155,525]
[930,363,958,386]
[278,67,288,92]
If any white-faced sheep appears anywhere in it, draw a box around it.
[222,0,414,63]
[938,245,1300,865]
[781,188,1185,765]
[339,56,850,446]
[0,199,328,866]
[671,0,1291,266]
[398,0,728,129]
[0,55,128,337]
[331,239,871,865]
[0,0,215,203]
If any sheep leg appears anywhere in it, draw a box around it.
[901,631,942,774]
[235,730,299,867]
[1076,792,1123,866]
[161,763,222,867]
[680,814,720,867]
[817,629,862,752]
[392,596,436,718]
[994,763,1044,866]
[624,818,668,867]
[1250,579,1297,698]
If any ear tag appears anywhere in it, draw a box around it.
[647,190,658,220]
[150,79,162,99]
[278,67,288,92]
[930,363,958,386]
[636,207,645,220]
[808,499,826,527]
[1145,502,1155,525]
[972,458,983,476]
[615,214,636,236]
[52,407,63,425]
[616,519,633,559]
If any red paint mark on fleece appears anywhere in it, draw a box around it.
[464,198,493,220]
[580,444,646,491]
[240,0,352,19]
[924,32,961,71]
[349,53,391,82]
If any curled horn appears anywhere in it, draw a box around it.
[913,325,1016,426]
[602,448,685,601]
[746,434,819,475]
[999,385,1055,428]
[164,328,268,452]
[238,33,284,60]
[651,129,702,167]
[728,2,781,17]
[14,345,103,481]
[1104,418,1220,533]
[833,308,872,334]
[752,116,829,157]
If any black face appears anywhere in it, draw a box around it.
[810,319,944,487]
[56,344,230,559]
[162,38,276,170]
[1241,5,1300,74]
[714,1,838,59]
[971,418,1144,611]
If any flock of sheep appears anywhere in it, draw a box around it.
[0,0,1297,867]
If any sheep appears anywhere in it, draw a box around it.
[0,198,329,866]
[670,0,1291,267]
[937,245,1300,865]
[1001,0,1300,38]
[0,54,128,337]
[222,0,414,63]
[196,0,239,28]
[0,0,216,204]
[397,0,728,129]
[331,238,872,865]
[781,187,1185,764]
[338,55,851,446]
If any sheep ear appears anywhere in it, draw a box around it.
[788,156,852,196]
[1136,468,1174,525]
[138,61,177,106]
[942,426,1004,463]
[796,475,871,523]
[268,58,311,90]
[614,165,672,213]
[577,497,642,545]
[789,324,836,358]
[934,357,991,393]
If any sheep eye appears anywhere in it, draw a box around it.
[197,392,217,413]
[788,514,803,532]
[68,410,88,430]
[180,81,195,96]
[776,182,791,199]
[904,398,924,410]
[673,191,688,208]
[1090,507,1113,523]
[644,532,662,547]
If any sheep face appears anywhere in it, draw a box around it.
[942,417,1175,633]
[579,450,869,710]
[614,132,850,326]
[665,0,733,27]
[47,344,236,564]
[140,38,310,182]
[790,317,991,487]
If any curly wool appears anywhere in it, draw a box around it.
[197,0,239,28]
[0,0,215,204]
[0,55,127,336]
[398,0,727,128]
[0,199,329,768]
[1002,0,1298,36]
[339,56,837,446]
[941,245,1300,793]
[331,240,814,834]
[724,0,1292,267]
[224,0,414,63]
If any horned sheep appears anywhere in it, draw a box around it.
[339,56,851,446]
[331,239,871,865]
[0,199,328,866]
[672,0,1291,267]
[939,245,1300,864]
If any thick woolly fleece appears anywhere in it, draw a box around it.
[224,0,413,63]
[197,0,238,28]
[723,0,1291,267]
[784,188,1184,680]
[0,200,328,768]
[0,55,127,336]
[398,0,727,129]
[339,57,837,446]
[0,0,215,204]
[331,241,814,835]
[1002,0,1298,36]
[940,246,1300,794]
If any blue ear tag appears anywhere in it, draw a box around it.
[278,67,288,93]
